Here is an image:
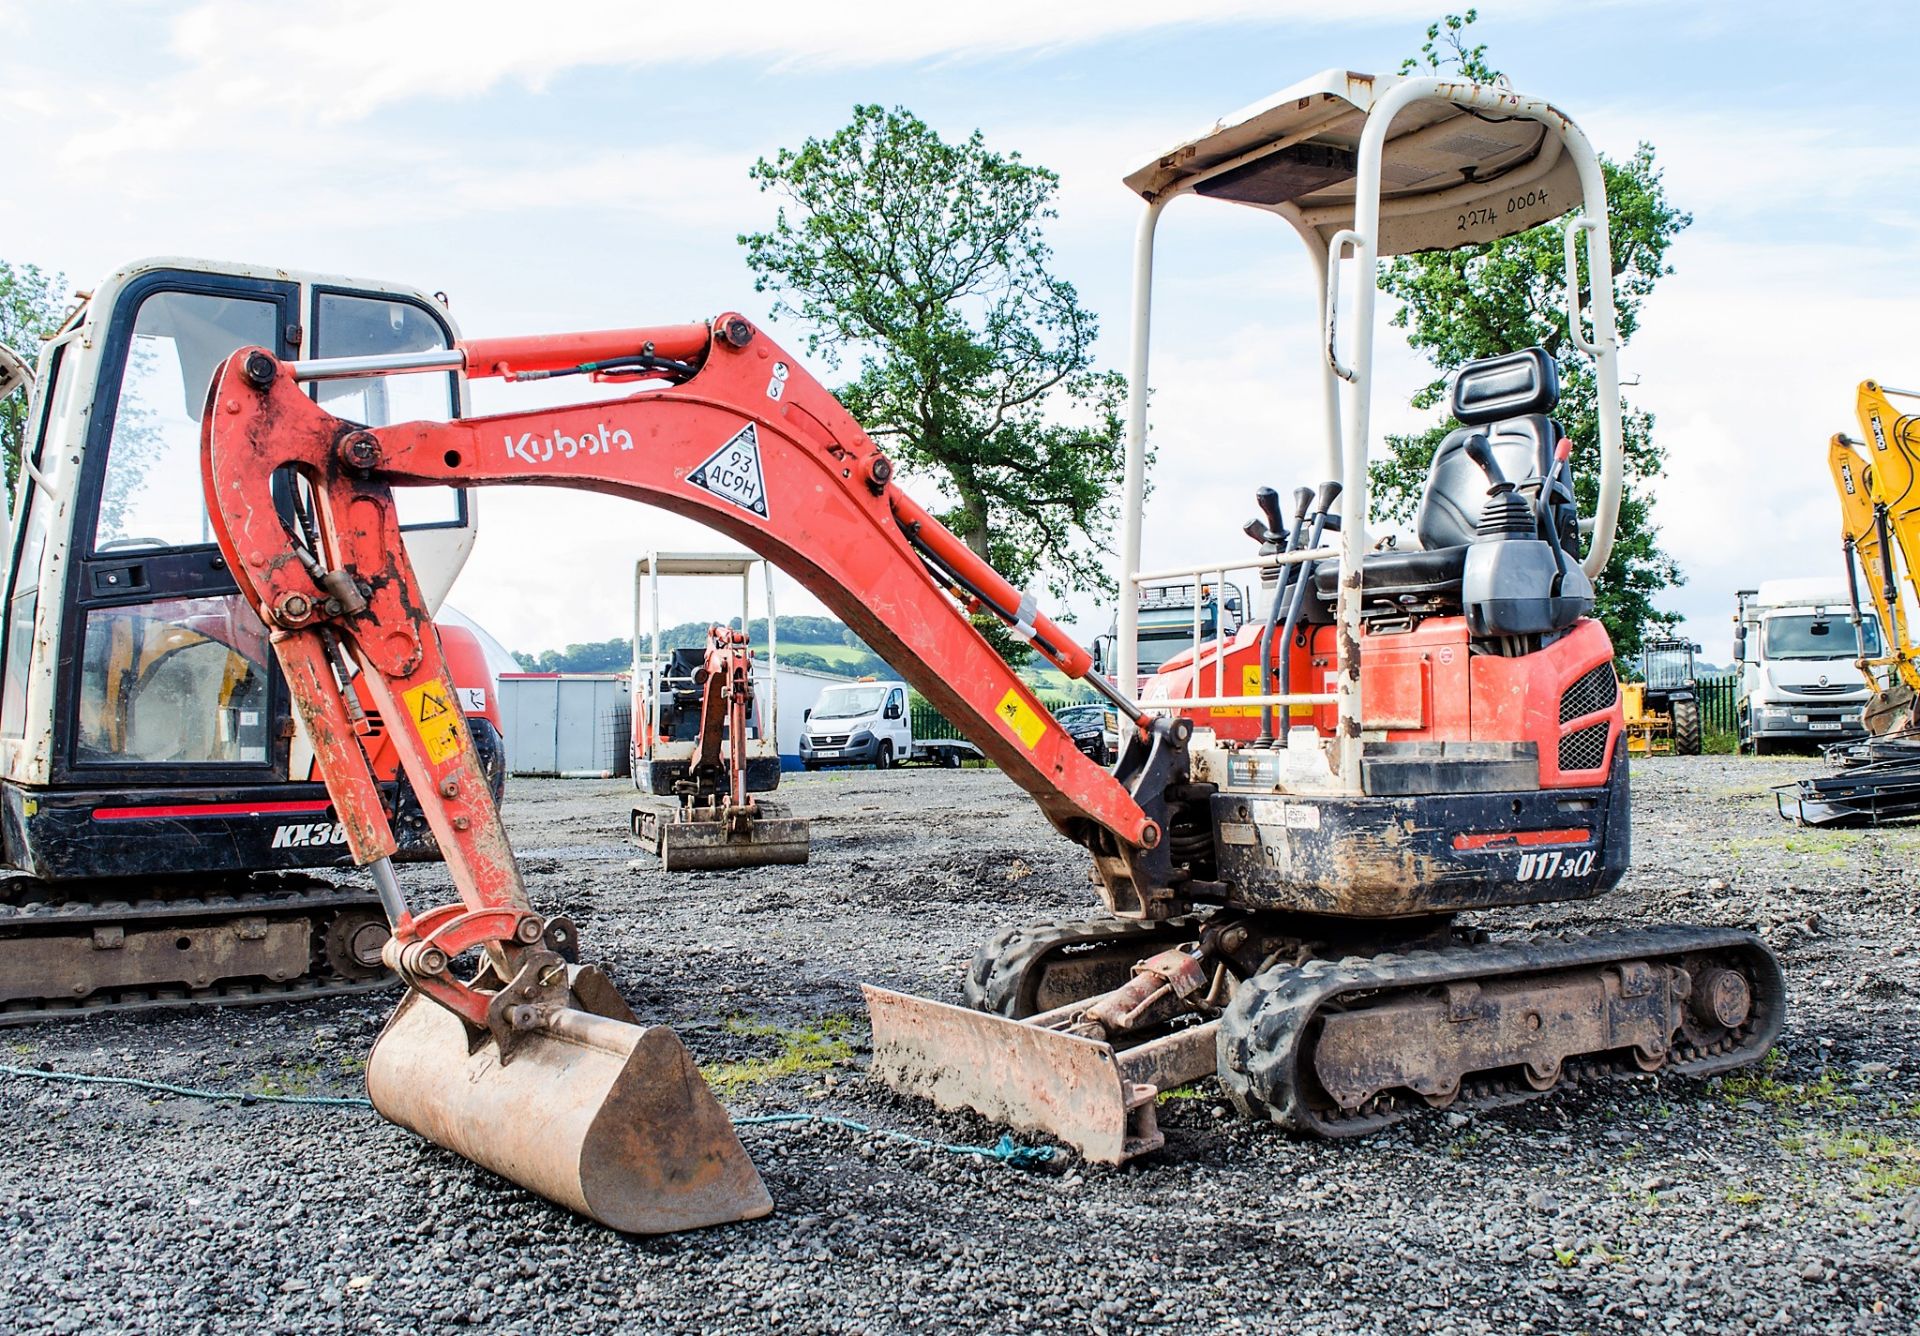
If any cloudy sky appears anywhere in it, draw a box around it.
[5,0,1916,663]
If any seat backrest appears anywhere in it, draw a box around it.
[1417,417,1559,549]
[1414,348,1569,551]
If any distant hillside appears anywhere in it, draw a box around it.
[513,616,890,678]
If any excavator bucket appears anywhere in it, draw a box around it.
[632,803,811,872]
[862,984,1218,1164]
[366,975,772,1234]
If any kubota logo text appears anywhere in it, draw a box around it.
[504,423,635,464]
[272,821,348,849]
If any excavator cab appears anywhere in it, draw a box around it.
[0,259,496,1018]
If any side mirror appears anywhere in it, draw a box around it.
[1091,641,1104,673]
[884,701,902,720]
[1732,627,1747,663]
[802,708,811,722]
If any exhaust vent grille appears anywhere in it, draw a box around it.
[1558,663,1619,724]
[1558,722,1611,774]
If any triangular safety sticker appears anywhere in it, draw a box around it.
[688,424,770,518]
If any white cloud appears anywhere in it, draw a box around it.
[157,1,1443,123]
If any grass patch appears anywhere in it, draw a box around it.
[1156,1083,1210,1104]
[1812,1129,1920,1200]
[1701,726,1739,756]
[700,1014,855,1099]
[1719,1052,1858,1112]
[250,1060,321,1097]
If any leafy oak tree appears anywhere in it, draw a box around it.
[1370,11,1687,660]
[740,106,1126,660]
[0,260,70,499]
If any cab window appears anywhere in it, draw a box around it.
[2,341,81,734]
[92,290,279,552]
[76,595,272,764]
[311,292,463,528]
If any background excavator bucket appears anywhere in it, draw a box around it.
[633,806,812,871]
[366,982,772,1234]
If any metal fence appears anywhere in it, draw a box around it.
[1696,674,1739,734]
[920,679,1746,749]
[909,688,1100,746]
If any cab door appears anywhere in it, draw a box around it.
[882,685,910,755]
[61,271,300,786]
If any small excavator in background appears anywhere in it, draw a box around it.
[196,68,1784,1236]
[628,551,808,870]
[1779,382,1920,824]
[0,258,504,1020]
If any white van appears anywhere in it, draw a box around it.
[799,679,980,769]
[1734,580,1884,752]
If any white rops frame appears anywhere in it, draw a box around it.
[632,551,779,763]
[1115,73,1627,792]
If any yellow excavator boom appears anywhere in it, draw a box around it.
[1828,381,1920,731]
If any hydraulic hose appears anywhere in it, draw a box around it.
[1256,489,1314,745]
[1275,484,1342,748]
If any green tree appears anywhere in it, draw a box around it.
[1370,12,1686,660]
[740,105,1126,660]
[0,261,71,499]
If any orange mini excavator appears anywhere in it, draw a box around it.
[199,69,1784,1233]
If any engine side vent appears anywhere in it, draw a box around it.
[1558,721,1611,773]
[1558,663,1619,724]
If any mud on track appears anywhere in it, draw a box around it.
[4,757,1919,1334]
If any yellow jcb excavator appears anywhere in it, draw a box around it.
[1779,381,1920,824]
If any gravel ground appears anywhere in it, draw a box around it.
[4,755,1919,1334]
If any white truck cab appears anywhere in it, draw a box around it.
[1734,579,1883,753]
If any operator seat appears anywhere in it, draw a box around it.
[1309,346,1590,635]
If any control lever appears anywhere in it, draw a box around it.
[1256,486,1284,537]
[1262,481,1343,746]
[1462,433,1512,494]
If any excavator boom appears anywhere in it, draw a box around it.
[1831,382,1920,723]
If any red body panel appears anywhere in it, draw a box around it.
[1145,615,1621,787]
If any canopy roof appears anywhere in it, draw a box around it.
[1123,69,1584,256]
[635,552,761,577]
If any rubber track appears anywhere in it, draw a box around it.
[0,882,393,1026]
[1217,925,1786,1137]
[964,912,1208,1018]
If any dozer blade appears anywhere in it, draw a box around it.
[862,984,1216,1164]
[366,985,772,1234]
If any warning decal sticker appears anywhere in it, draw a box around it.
[402,681,466,765]
[995,688,1047,750]
[688,424,771,518]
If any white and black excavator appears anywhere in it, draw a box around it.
[0,259,504,1020]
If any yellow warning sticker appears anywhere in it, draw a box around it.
[401,680,465,765]
[995,688,1048,750]
[1220,663,1313,718]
